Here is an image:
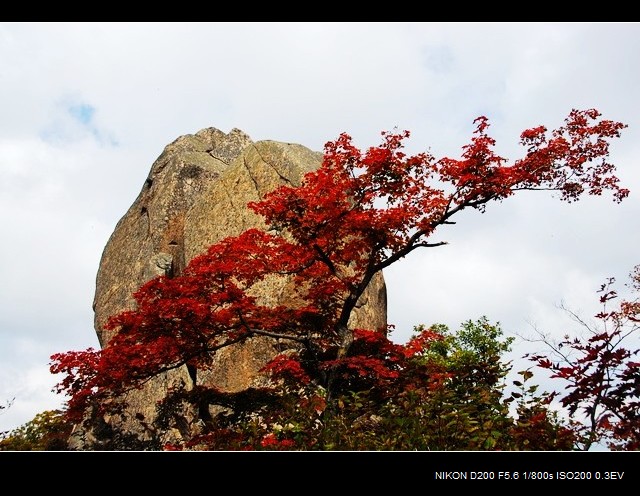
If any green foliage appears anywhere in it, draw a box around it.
[0,410,72,451]
[381,318,517,450]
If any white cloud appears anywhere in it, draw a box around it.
[0,360,65,432]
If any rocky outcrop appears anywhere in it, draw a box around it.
[87,127,387,447]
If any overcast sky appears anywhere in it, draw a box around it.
[1,22,639,434]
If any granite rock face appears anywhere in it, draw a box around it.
[86,127,387,447]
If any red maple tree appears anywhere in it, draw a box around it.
[51,109,628,449]
[528,266,640,450]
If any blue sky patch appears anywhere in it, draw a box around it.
[39,99,118,147]
[68,103,96,125]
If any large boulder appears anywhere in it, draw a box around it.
[85,127,387,448]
